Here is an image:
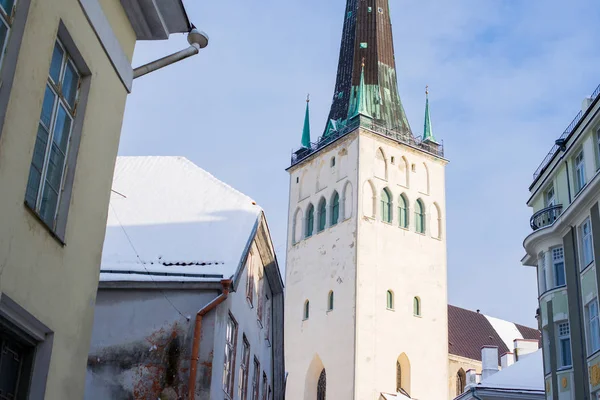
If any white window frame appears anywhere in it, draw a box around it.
[557,321,572,368]
[580,218,594,268]
[574,149,586,193]
[552,247,565,288]
[222,314,237,398]
[545,185,556,207]
[238,336,250,400]
[586,299,600,354]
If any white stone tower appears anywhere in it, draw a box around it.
[284,1,449,399]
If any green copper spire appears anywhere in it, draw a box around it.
[350,59,371,119]
[301,95,311,148]
[423,86,437,143]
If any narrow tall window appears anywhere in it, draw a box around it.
[552,247,565,287]
[415,200,425,234]
[545,185,556,206]
[317,369,326,400]
[239,336,250,400]
[586,299,600,353]
[456,369,466,395]
[303,300,310,320]
[0,0,15,70]
[223,314,238,398]
[252,358,260,400]
[413,297,421,316]
[327,291,334,311]
[557,322,572,368]
[262,372,268,400]
[386,290,394,310]
[538,252,547,293]
[381,188,392,223]
[257,272,264,325]
[396,361,402,392]
[398,195,408,228]
[306,204,314,238]
[331,192,340,226]
[264,297,271,343]
[26,40,81,230]
[318,198,327,232]
[580,218,594,268]
[246,252,254,307]
[574,150,586,193]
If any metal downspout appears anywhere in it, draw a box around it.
[187,279,232,399]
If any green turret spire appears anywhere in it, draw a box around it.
[301,95,311,148]
[350,59,371,119]
[423,86,437,143]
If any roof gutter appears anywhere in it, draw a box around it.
[470,387,484,400]
[188,279,232,399]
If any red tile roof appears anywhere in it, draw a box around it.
[448,305,540,365]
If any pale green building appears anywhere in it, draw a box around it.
[523,86,600,400]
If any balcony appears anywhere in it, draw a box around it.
[530,204,563,231]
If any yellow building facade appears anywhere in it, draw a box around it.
[0,0,196,398]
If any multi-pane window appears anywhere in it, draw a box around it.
[331,192,340,226]
[398,195,408,228]
[0,330,31,399]
[261,372,268,400]
[318,199,326,232]
[222,314,238,398]
[252,358,260,400]
[0,0,15,70]
[580,218,594,268]
[246,252,254,307]
[306,204,314,238]
[381,188,392,223]
[25,40,80,230]
[545,185,555,206]
[574,150,586,193]
[238,336,250,400]
[587,299,600,353]
[415,199,425,234]
[538,252,547,294]
[552,247,566,287]
[557,322,572,368]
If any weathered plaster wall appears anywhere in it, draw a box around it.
[285,132,359,400]
[0,0,134,398]
[355,130,449,400]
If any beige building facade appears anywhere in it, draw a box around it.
[0,1,197,398]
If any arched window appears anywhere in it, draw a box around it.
[306,204,314,238]
[317,368,326,400]
[386,290,394,310]
[327,291,334,311]
[331,192,340,226]
[381,188,392,223]
[396,354,411,395]
[415,199,425,234]
[303,300,310,320]
[398,194,408,228]
[457,368,466,395]
[375,148,387,180]
[413,297,421,316]
[318,198,327,232]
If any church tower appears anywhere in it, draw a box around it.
[284,1,449,399]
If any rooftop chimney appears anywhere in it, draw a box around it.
[514,339,539,361]
[501,352,515,369]
[583,97,593,112]
[481,346,499,380]
[465,369,480,390]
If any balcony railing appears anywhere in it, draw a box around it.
[532,82,600,183]
[290,117,444,167]
[530,204,563,231]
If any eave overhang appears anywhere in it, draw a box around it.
[121,0,191,40]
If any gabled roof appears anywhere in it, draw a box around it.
[101,156,262,283]
[448,305,540,364]
[482,350,544,391]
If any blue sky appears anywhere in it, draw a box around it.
[119,0,600,326]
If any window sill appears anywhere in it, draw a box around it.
[580,260,595,273]
[386,308,395,312]
[399,226,409,231]
[326,309,333,314]
[302,318,309,322]
[24,202,65,246]
[413,314,422,318]
[556,366,572,372]
[587,348,600,360]
[415,231,426,236]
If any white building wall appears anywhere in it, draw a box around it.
[285,132,359,400]
[355,131,449,400]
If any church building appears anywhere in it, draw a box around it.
[284,1,448,398]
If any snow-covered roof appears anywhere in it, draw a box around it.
[481,350,544,391]
[484,314,524,352]
[101,156,262,282]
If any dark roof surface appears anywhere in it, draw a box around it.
[448,305,540,365]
